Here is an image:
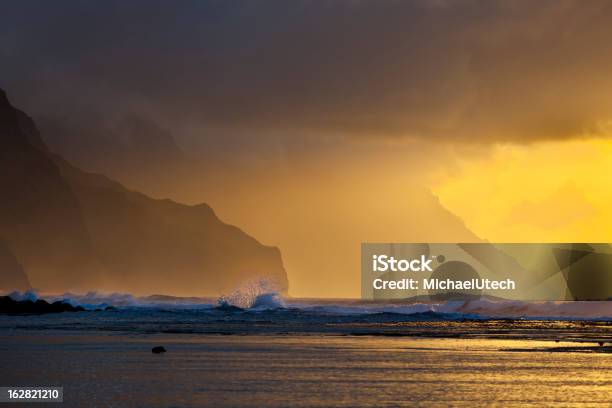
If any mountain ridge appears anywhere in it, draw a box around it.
[0,89,288,296]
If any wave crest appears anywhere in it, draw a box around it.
[218,279,285,310]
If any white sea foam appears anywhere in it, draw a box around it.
[219,278,285,309]
[250,293,285,310]
[4,290,611,319]
[6,290,39,302]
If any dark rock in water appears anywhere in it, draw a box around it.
[151,346,166,354]
[0,296,85,314]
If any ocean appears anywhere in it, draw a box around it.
[0,292,610,407]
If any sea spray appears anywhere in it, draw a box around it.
[5,290,135,310]
[7,290,38,302]
[4,290,610,320]
[218,278,285,309]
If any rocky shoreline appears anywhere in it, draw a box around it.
[0,295,87,314]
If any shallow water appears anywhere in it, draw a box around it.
[1,297,610,407]
[0,333,610,407]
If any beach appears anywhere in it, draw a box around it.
[1,332,610,407]
[0,297,610,407]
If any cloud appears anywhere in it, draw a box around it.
[2,0,612,144]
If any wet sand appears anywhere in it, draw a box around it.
[1,332,610,407]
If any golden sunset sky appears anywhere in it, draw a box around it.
[433,139,612,244]
[4,1,612,297]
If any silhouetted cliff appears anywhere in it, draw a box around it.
[0,89,104,291]
[0,240,30,292]
[0,89,287,295]
[56,157,287,295]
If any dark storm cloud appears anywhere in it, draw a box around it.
[2,0,612,143]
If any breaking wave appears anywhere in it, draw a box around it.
[5,290,139,310]
[4,290,611,320]
[292,298,612,320]
[217,279,285,310]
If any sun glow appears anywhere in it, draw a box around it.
[432,138,612,243]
